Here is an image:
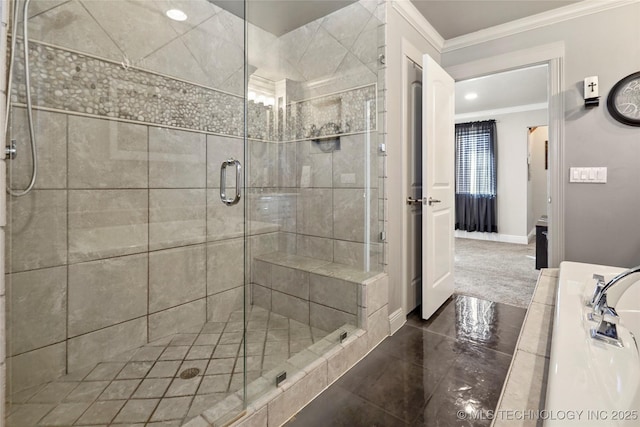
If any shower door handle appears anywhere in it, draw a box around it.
[220,159,242,206]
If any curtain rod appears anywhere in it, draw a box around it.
[456,119,498,125]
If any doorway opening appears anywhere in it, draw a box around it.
[452,64,549,308]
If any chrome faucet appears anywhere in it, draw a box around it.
[587,273,606,308]
[591,265,640,316]
[590,265,640,347]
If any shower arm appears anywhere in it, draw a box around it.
[5,0,38,197]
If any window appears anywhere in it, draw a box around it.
[455,120,498,233]
[455,121,497,196]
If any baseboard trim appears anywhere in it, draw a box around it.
[389,308,405,335]
[527,228,536,243]
[455,230,529,245]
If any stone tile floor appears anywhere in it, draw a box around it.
[7,306,329,427]
[285,294,527,427]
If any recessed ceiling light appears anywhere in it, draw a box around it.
[166,9,187,21]
[465,92,478,100]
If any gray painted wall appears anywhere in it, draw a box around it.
[443,3,640,268]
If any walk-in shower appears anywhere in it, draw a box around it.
[4,0,386,425]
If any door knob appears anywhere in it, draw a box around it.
[428,197,441,206]
[406,197,423,206]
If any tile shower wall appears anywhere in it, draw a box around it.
[4,107,268,394]
[4,0,255,395]
[4,0,387,398]
[247,0,385,274]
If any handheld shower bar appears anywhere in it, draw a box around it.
[5,0,38,197]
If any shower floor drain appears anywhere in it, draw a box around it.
[179,367,200,379]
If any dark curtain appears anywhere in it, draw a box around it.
[455,120,498,233]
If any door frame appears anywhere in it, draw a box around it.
[445,41,565,271]
[398,41,566,319]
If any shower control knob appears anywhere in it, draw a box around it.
[5,141,17,160]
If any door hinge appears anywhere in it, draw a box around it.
[380,231,386,242]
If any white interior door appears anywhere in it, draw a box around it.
[421,54,455,320]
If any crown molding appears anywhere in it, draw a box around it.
[391,1,445,52]
[248,75,276,95]
[445,42,565,81]
[455,102,548,121]
[442,0,639,53]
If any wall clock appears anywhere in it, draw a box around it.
[607,71,640,126]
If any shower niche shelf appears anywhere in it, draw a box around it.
[308,121,348,152]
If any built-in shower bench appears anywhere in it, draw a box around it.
[184,253,390,427]
[251,251,387,332]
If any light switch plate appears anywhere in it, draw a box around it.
[570,167,607,183]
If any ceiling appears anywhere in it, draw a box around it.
[214,0,581,39]
[455,64,548,115]
[411,0,581,40]
[210,1,554,112]
[212,1,356,36]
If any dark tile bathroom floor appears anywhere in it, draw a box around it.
[285,294,527,427]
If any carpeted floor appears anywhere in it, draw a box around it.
[454,238,539,308]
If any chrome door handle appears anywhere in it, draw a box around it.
[220,158,241,206]
[406,197,424,206]
[428,197,441,206]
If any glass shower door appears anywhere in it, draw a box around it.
[4,0,248,425]
[240,0,386,415]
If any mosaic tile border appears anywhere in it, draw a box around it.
[11,40,375,142]
[11,40,245,135]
